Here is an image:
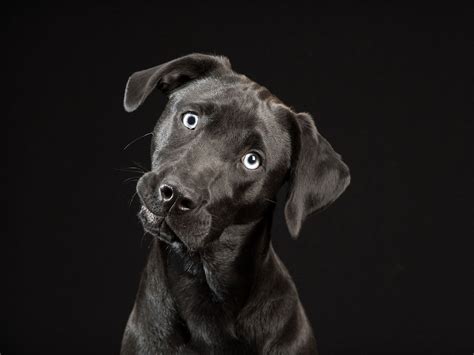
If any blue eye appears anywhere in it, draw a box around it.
[242,153,261,170]
[182,112,199,129]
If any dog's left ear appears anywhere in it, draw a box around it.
[284,113,351,239]
[123,53,231,112]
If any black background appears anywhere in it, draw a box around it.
[4,4,474,355]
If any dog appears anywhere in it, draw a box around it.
[120,53,350,354]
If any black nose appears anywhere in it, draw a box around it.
[159,184,174,202]
[159,183,201,212]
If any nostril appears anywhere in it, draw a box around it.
[177,197,196,211]
[160,185,174,201]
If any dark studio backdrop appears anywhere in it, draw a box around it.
[4,4,473,355]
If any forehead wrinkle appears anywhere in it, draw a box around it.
[174,100,219,116]
[206,127,256,156]
[170,77,219,100]
[172,81,256,123]
[172,77,238,103]
[239,130,265,151]
[254,98,292,168]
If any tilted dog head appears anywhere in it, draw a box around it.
[124,54,350,251]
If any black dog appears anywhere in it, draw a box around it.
[120,54,350,354]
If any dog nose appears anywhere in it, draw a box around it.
[159,184,174,202]
[159,183,201,212]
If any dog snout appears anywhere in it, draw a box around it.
[137,172,204,214]
[159,183,202,213]
[136,172,161,212]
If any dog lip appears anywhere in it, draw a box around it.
[138,205,163,232]
[140,205,158,223]
[140,204,166,221]
[138,206,181,244]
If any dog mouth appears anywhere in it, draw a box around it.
[138,203,214,251]
[138,205,161,229]
[141,205,159,224]
[138,205,178,243]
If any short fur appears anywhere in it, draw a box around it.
[120,53,350,354]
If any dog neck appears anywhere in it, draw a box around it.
[135,210,275,323]
[164,212,274,306]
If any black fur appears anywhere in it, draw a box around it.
[120,53,350,354]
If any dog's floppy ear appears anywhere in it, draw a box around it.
[123,53,231,112]
[284,113,350,239]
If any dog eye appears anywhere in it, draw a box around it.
[242,153,261,170]
[182,112,199,129]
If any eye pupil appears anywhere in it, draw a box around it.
[187,116,196,125]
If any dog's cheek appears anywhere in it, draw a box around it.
[170,212,207,235]
[204,175,265,226]
[233,202,269,224]
[207,196,238,225]
[236,176,269,206]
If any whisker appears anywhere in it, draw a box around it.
[129,191,138,207]
[132,160,149,172]
[147,233,156,249]
[123,177,140,184]
[123,132,153,151]
[185,262,194,273]
[264,198,277,204]
[126,166,145,171]
[115,167,146,174]
[140,231,147,248]
[208,213,220,220]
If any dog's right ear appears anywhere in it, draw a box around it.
[123,53,232,112]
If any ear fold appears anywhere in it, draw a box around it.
[123,53,231,112]
[284,113,351,239]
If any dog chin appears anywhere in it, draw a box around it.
[138,206,166,237]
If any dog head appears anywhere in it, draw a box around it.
[124,53,350,251]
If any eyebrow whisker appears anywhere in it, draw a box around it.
[123,132,154,151]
